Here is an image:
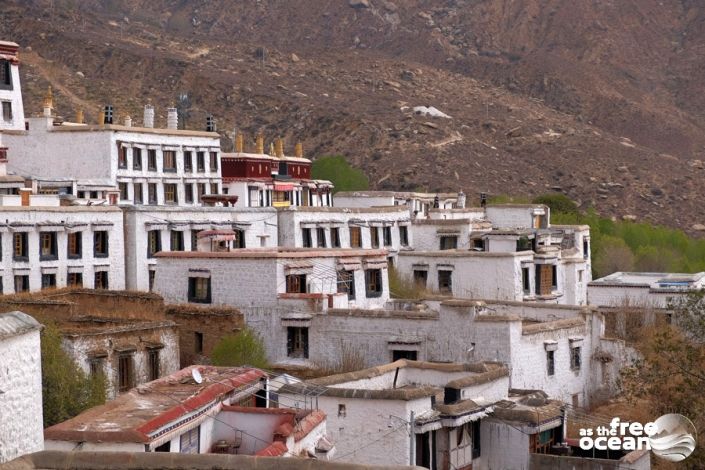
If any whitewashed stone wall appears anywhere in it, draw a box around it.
[0,55,26,131]
[485,205,549,229]
[411,220,473,251]
[0,313,43,463]
[0,206,125,293]
[123,206,277,291]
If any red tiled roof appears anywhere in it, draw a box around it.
[254,441,288,457]
[294,410,327,442]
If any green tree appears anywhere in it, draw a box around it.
[311,155,369,194]
[211,328,269,369]
[593,236,635,278]
[532,194,580,216]
[41,319,108,428]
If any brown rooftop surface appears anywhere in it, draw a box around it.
[44,123,219,138]
[156,247,389,259]
[44,366,267,444]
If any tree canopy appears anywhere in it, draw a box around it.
[210,328,270,369]
[311,155,370,194]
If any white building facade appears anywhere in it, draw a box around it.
[0,311,44,463]
[0,41,25,132]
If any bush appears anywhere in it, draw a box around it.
[211,329,269,369]
[532,194,580,216]
[388,267,436,299]
[41,319,108,428]
[311,155,370,194]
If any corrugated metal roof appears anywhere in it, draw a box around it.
[0,311,42,340]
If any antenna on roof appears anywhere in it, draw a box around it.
[192,368,203,384]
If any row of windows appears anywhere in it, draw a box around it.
[146,229,246,259]
[9,231,108,262]
[413,269,452,294]
[546,346,581,376]
[302,226,409,249]
[118,182,219,204]
[118,148,218,173]
[10,271,108,293]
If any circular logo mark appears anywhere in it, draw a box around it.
[649,414,697,462]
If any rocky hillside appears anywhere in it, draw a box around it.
[2,0,705,232]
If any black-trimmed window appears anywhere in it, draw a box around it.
[233,229,246,249]
[0,60,12,90]
[94,231,109,257]
[118,146,128,168]
[134,183,143,204]
[148,349,160,381]
[68,232,82,259]
[188,277,211,303]
[68,272,83,287]
[195,332,204,354]
[184,151,193,172]
[399,226,409,246]
[197,183,205,202]
[95,271,109,289]
[370,227,380,248]
[171,231,184,251]
[472,420,481,458]
[148,230,161,257]
[365,269,382,298]
[118,354,134,392]
[149,270,156,291]
[39,232,58,260]
[197,152,205,172]
[316,227,326,248]
[383,226,392,246]
[571,346,581,370]
[163,150,176,172]
[350,227,362,248]
[547,350,555,376]
[286,274,307,293]
[287,327,309,359]
[148,183,158,205]
[439,270,452,294]
[331,228,341,248]
[119,182,128,200]
[522,267,531,294]
[13,233,28,261]
[1,101,11,122]
[132,148,142,169]
[148,149,157,170]
[165,183,177,204]
[337,270,355,300]
[14,275,29,293]
[440,235,458,250]
[42,273,56,290]
[302,228,312,248]
[185,183,193,203]
[89,356,104,377]
[413,270,428,288]
[210,152,218,171]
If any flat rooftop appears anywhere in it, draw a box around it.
[44,366,267,444]
[589,271,705,287]
[156,247,389,259]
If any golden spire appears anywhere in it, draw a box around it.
[295,141,303,158]
[76,107,83,124]
[275,136,284,158]
[43,87,53,116]
[235,134,243,153]
[98,107,105,125]
[256,135,264,154]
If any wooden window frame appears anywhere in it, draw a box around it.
[185,183,194,203]
[365,269,383,298]
[148,183,158,205]
[68,272,83,287]
[119,182,128,200]
[547,350,555,376]
[440,235,458,250]
[399,226,409,246]
[94,271,108,289]
[350,227,362,248]
[132,148,142,169]
[149,270,156,291]
[94,231,109,257]
[13,232,28,261]
[164,183,177,204]
[210,152,218,171]
[39,231,58,260]
[170,230,184,251]
[184,151,193,172]
[337,270,355,300]
[147,149,157,171]
[134,183,143,204]
[163,150,176,172]
[383,226,392,247]
[14,275,29,293]
[148,230,162,257]
[148,350,160,381]
[571,346,582,370]
[118,146,128,169]
[316,227,326,248]
[0,60,12,89]
[287,326,309,358]
[118,354,134,392]
[370,227,380,248]
[41,273,56,290]
[196,152,205,172]
[210,183,218,195]
[188,277,211,304]
[331,227,341,248]
[302,228,312,248]
[286,274,307,294]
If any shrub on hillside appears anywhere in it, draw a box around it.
[311,155,370,194]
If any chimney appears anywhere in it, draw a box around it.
[43,87,53,117]
[20,188,31,207]
[206,115,216,132]
[0,129,7,177]
[256,135,264,154]
[144,99,154,128]
[275,136,284,158]
[457,190,466,209]
[76,108,83,124]
[104,105,114,125]
[124,113,132,127]
[167,103,178,130]
[236,134,243,152]
[296,141,303,158]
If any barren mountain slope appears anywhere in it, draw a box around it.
[2,0,705,232]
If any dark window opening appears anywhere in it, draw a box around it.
[440,235,458,250]
[472,238,485,251]
[316,227,326,248]
[132,148,142,169]
[148,149,157,170]
[197,152,205,172]
[148,183,158,204]
[571,346,581,370]
[1,101,11,121]
[547,350,555,376]
[472,420,481,458]
[399,226,409,246]
[383,227,392,247]
[286,274,307,294]
[41,273,56,290]
[134,183,143,204]
[148,230,161,257]
[393,350,417,361]
[337,270,355,300]
[414,270,428,288]
[522,267,531,294]
[302,228,312,248]
[148,350,160,381]
[39,231,58,260]
[439,270,452,294]
[331,228,341,248]
[94,231,109,257]
[370,227,380,248]
[14,275,29,293]
[13,232,28,261]
[0,61,12,89]
[95,271,109,289]
[149,270,156,291]
[194,332,204,354]
[119,182,128,200]
[68,272,83,287]
[210,152,218,171]
[118,146,128,168]
[171,231,184,251]
[191,230,202,251]
[118,355,134,392]
[163,150,176,171]
[365,269,383,298]
[185,183,194,204]
[188,277,211,303]
[287,327,309,359]
[184,151,193,172]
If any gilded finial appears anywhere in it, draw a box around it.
[275,136,284,158]
[256,135,264,154]
[295,141,303,158]
[235,134,243,153]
